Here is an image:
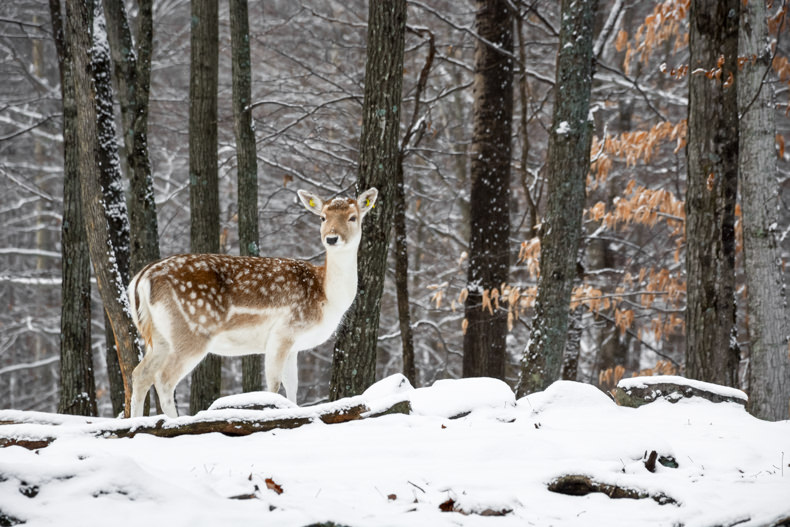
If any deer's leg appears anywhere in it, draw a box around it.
[131,356,154,418]
[131,336,169,418]
[281,350,299,404]
[265,336,294,397]
[155,341,206,418]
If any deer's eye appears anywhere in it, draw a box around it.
[349,215,357,222]
[321,216,326,222]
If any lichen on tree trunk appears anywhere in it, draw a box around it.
[517,0,597,397]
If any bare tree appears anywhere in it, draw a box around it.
[330,0,407,400]
[738,0,790,420]
[517,0,598,396]
[103,0,160,276]
[189,0,221,414]
[64,0,140,417]
[50,0,96,417]
[229,0,263,392]
[685,0,740,387]
[461,0,514,381]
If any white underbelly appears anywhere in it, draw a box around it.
[200,301,349,356]
[205,311,287,357]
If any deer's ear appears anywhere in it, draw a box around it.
[357,187,378,218]
[298,190,324,215]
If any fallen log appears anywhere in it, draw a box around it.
[548,474,677,505]
[0,395,411,449]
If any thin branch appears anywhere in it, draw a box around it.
[0,115,54,142]
[738,0,785,120]
[595,61,669,121]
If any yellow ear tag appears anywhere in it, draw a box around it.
[366,199,374,209]
[309,199,316,208]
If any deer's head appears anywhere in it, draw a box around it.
[298,188,378,251]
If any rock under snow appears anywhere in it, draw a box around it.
[518,380,616,413]
[614,375,748,408]
[409,377,515,419]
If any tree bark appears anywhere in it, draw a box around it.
[329,0,407,400]
[462,0,514,381]
[103,0,160,276]
[685,0,739,387]
[393,28,434,388]
[65,0,141,418]
[394,157,415,386]
[93,6,136,418]
[104,312,125,416]
[229,0,263,392]
[738,0,790,420]
[517,0,597,396]
[189,0,222,414]
[51,0,97,417]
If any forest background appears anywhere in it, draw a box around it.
[0,0,788,420]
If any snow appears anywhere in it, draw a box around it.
[556,120,572,135]
[207,391,298,411]
[1,375,789,526]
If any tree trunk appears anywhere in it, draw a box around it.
[685,0,739,387]
[51,0,97,417]
[189,0,222,414]
[329,0,407,400]
[462,0,514,381]
[65,0,141,418]
[517,0,597,396]
[393,28,434,389]
[394,157,415,386]
[738,0,790,420]
[562,306,582,381]
[229,0,263,392]
[103,0,160,276]
[93,6,136,417]
[104,313,124,415]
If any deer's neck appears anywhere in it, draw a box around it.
[322,245,359,310]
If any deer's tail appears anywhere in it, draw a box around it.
[128,266,154,353]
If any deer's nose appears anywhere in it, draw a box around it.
[326,235,339,245]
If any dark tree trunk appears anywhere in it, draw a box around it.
[517,0,597,397]
[329,0,407,400]
[65,0,141,417]
[104,312,124,416]
[462,0,514,381]
[103,0,157,415]
[189,0,222,414]
[92,7,135,417]
[229,0,263,392]
[51,0,97,417]
[103,0,160,276]
[393,28,434,388]
[685,0,739,387]
[562,306,582,381]
[738,0,789,420]
[394,158,415,386]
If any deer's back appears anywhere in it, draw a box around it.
[145,254,327,340]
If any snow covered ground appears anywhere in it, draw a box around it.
[1,375,789,527]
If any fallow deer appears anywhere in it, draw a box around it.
[127,187,378,417]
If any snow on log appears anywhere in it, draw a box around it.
[613,375,748,408]
[0,394,412,449]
